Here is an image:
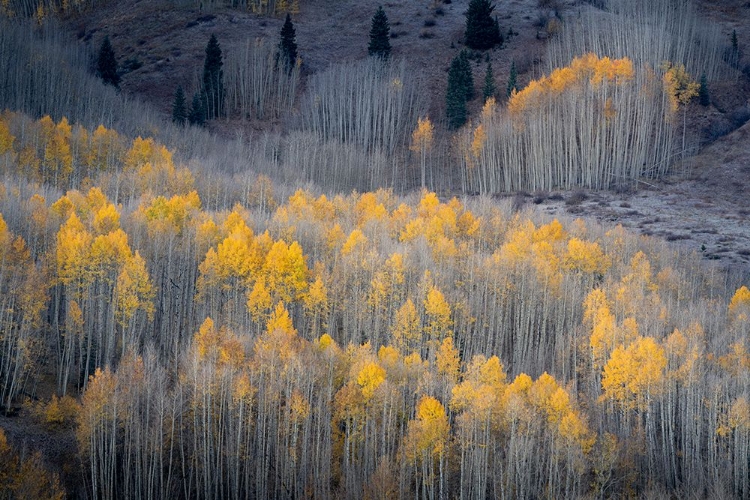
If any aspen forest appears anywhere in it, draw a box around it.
[0,0,749,498]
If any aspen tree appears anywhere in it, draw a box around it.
[410,116,433,189]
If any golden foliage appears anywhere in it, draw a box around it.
[436,336,460,383]
[410,116,434,153]
[0,117,14,156]
[392,299,421,353]
[728,285,750,320]
[341,229,368,257]
[565,238,611,276]
[357,361,386,400]
[601,336,667,411]
[266,301,296,336]
[662,62,699,113]
[405,395,449,460]
[509,53,634,114]
[424,286,452,341]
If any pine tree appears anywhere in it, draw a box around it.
[483,61,496,101]
[368,6,391,59]
[172,86,187,125]
[446,55,469,129]
[458,50,474,101]
[97,36,120,89]
[698,73,709,106]
[464,0,501,51]
[506,60,517,97]
[188,91,205,126]
[201,34,224,120]
[278,13,298,72]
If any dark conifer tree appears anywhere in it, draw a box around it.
[278,13,298,72]
[188,91,205,126]
[483,61,496,101]
[458,50,475,101]
[97,36,120,88]
[201,34,224,120]
[507,60,517,97]
[368,6,391,59]
[172,86,187,125]
[464,0,501,51]
[447,55,469,129]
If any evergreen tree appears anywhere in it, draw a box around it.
[464,0,501,51]
[172,86,187,125]
[698,73,710,106]
[446,54,472,129]
[483,61,496,101]
[458,50,474,101]
[732,29,738,52]
[368,6,391,59]
[507,60,517,97]
[278,13,298,72]
[188,91,205,126]
[97,36,120,89]
[201,34,224,120]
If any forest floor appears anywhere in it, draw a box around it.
[63,0,750,277]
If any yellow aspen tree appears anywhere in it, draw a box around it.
[0,117,14,156]
[124,136,160,172]
[216,233,257,283]
[450,355,507,420]
[436,336,460,384]
[392,299,421,353]
[601,336,667,411]
[410,117,434,189]
[354,191,388,227]
[324,223,346,257]
[247,275,273,324]
[56,213,93,287]
[115,251,155,329]
[86,124,124,173]
[377,344,400,372]
[89,229,132,281]
[92,203,121,235]
[341,229,368,258]
[662,62,699,162]
[43,117,73,187]
[263,240,309,303]
[266,301,296,336]
[303,271,328,338]
[357,361,386,400]
[471,123,487,160]
[0,212,10,250]
[406,395,449,458]
[564,238,611,276]
[194,317,221,361]
[728,285,750,320]
[718,342,750,377]
[585,288,616,371]
[662,62,700,113]
[424,286,452,355]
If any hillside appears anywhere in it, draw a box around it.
[0,0,748,498]
[66,0,750,272]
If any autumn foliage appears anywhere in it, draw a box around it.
[0,94,746,500]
